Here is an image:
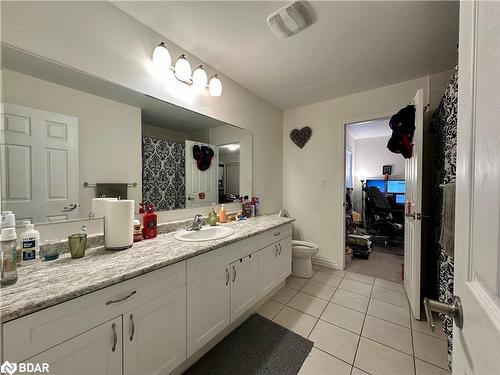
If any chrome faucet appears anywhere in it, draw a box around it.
[187,214,204,231]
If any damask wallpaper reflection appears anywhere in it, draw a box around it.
[142,136,185,210]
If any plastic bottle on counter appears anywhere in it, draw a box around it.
[142,204,157,239]
[21,221,39,263]
[218,205,227,223]
[133,219,142,242]
[0,227,18,286]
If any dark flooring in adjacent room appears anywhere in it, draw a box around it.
[346,245,404,283]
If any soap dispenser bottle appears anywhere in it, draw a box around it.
[208,204,218,226]
[219,205,226,223]
[142,204,158,239]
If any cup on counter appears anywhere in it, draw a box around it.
[43,239,61,261]
[68,234,87,259]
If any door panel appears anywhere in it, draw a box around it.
[230,254,259,322]
[1,104,79,223]
[277,237,292,282]
[27,317,122,375]
[454,1,500,373]
[187,266,230,357]
[258,244,278,297]
[404,89,423,320]
[185,140,218,208]
[124,287,186,375]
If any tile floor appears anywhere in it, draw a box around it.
[346,247,404,283]
[257,266,450,375]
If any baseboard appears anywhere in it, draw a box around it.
[312,256,341,270]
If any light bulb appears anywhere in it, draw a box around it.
[174,54,192,82]
[192,65,208,89]
[208,74,223,97]
[152,42,171,67]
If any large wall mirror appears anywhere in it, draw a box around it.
[1,45,252,226]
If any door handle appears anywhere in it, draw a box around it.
[129,314,135,341]
[232,265,236,282]
[225,268,230,285]
[187,197,195,201]
[62,203,78,211]
[111,323,117,352]
[424,296,463,331]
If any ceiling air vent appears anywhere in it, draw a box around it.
[267,1,313,38]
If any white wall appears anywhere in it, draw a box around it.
[1,1,283,236]
[284,76,433,269]
[3,69,142,218]
[351,135,405,212]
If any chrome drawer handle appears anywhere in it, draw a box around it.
[225,268,230,285]
[232,265,236,282]
[275,244,279,257]
[273,232,280,237]
[278,243,282,255]
[129,314,135,341]
[106,290,137,305]
[111,323,117,352]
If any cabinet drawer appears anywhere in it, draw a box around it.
[258,224,292,249]
[3,261,186,362]
[187,236,255,283]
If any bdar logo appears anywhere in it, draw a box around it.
[0,361,17,375]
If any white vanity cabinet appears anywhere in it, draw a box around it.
[277,236,292,282]
[186,224,292,357]
[230,253,259,322]
[27,317,123,375]
[186,265,231,357]
[2,222,293,375]
[123,287,186,375]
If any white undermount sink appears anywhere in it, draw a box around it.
[174,226,235,242]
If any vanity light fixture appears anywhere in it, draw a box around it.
[152,42,172,68]
[208,74,223,97]
[192,65,208,89]
[174,54,192,83]
[151,42,223,97]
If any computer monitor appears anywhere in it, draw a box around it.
[366,179,385,193]
[387,180,405,194]
[395,194,405,204]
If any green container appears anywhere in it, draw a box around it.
[68,233,87,259]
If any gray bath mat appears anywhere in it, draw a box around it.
[184,313,313,375]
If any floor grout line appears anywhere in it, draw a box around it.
[279,269,449,374]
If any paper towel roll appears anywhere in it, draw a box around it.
[92,198,117,218]
[104,199,134,250]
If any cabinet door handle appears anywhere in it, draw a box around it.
[232,265,237,282]
[273,232,280,237]
[225,268,230,285]
[129,314,135,341]
[278,243,282,255]
[111,323,117,352]
[275,244,278,257]
[106,290,136,305]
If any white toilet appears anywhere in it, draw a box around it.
[291,240,319,278]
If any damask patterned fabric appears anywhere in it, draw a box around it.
[142,136,186,211]
[431,63,458,371]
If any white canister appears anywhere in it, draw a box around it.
[104,200,134,250]
[91,198,117,218]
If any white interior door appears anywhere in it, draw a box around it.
[404,89,423,320]
[1,103,79,224]
[185,140,218,209]
[453,1,500,373]
[225,162,240,195]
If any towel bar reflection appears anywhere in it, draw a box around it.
[83,182,137,188]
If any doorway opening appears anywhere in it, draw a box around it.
[344,117,405,283]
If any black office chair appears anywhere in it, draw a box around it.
[364,186,402,245]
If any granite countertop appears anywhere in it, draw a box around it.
[0,214,294,323]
